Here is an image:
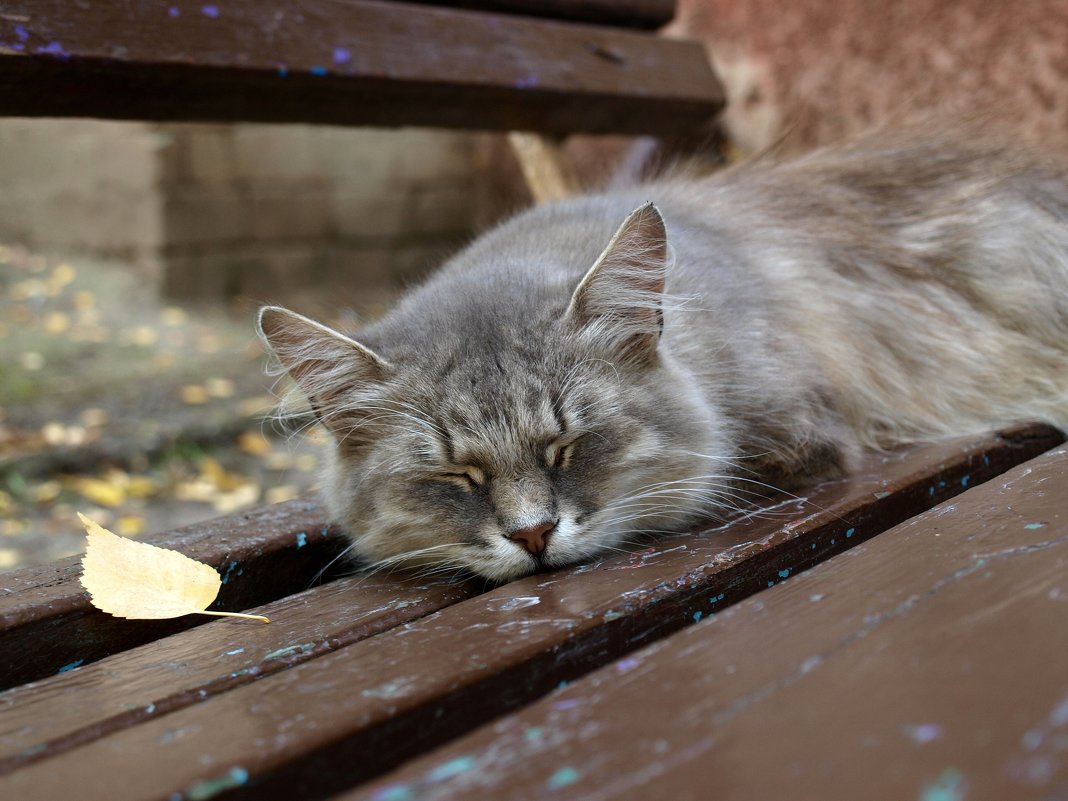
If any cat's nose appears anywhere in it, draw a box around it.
[506,519,557,556]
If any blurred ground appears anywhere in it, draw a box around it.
[0,244,383,572]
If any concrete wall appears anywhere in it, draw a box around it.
[0,121,520,306]
[0,120,165,273]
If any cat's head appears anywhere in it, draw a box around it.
[259,204,729,582]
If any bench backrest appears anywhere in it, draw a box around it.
[0,0,723,135]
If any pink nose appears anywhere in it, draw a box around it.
[507,520,557,556]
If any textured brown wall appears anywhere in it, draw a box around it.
[669,0,1068,155]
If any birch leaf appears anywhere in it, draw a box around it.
[78,513,269,623]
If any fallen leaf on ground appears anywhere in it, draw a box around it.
[180,384,209,405]
[65,476,126,508]
[237,430,271,457]
[265,485,299,504]
[206,377,235,398]
[78,513,269,623]
[116,515,146,536]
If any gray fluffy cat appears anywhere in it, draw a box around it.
[259,130,1068,582]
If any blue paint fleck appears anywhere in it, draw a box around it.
[811,542,817,549]
[929,486,935,496]
[277,65,289,77]
[168,6,180,17]
[524,726,544,742]
[186,767,249,801]
[616,657,640,672]
[310,66,328,76]
[846,527,856,538]
[903,723,943,744]
[427,756,476,782]
[557,680,569,690]
[938,480,946,488]
[831,538,836,545]
[778,568,791,579]
[221,560,239,584]
[548,767,581,790]
[15,26,30,41]
[920,768,965,801]
[709,593,725,603]
[201,5,220,18]
[296,532,307,549]
[372,785,414,801]
[1025,522,1046,530]
[983,455,990,466]
[767,580,775,588]
[35,42,70,59]
[145,703,156,714]
[58,659,83,673]
[225,648,245,656]
[515,75,539,88]
[692,611,703,622]
[960,475,970,487]
[333,47,352,65]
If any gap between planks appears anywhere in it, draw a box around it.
[0,424,1060,800]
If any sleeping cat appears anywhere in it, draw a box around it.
[259,130,1068,582]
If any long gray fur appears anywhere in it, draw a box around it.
[259,128,1068,582]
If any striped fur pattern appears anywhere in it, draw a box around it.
[259,130,1068,582]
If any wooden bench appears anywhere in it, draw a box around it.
[1,423,1065,799]
[0,0,722,136]
[4,3,1067,799]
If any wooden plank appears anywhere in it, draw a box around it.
[0,425,1058,801]
[393,1,678,30]
[351,443,1068,801]
[0,0,722,135]
[0,498,346,690]
[0,572,479,772]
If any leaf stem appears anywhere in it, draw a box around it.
[197,610,271,623]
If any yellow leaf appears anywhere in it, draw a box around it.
[66,476,126,508]
[181,385,209,405]
[116,515,146,536]
[237,431,271,457]
[206,377,235,398]
[77,513,268,623]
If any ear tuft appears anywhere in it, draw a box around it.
[565,203,668,365]
[257,306,391,437]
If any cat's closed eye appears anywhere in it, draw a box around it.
[545,435,584,470]
[438,466,486,492]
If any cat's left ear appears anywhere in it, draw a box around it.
[565,202,667,366]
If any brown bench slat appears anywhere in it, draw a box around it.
[392,0,678,30]
[0,498,345,690]
[0,0,722,135]
[0,572,480,772]
[351,443,1068,801]
[0,425,1058,801]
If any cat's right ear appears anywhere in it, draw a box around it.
[257,306,392,435]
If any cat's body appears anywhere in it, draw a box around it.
[260,131,1068,582]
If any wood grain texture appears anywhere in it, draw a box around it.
[351,444,1068,801]
[0,0,722,135]
[0,425,1058,801]
[0,573,480,772]
[0,497,344,690]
